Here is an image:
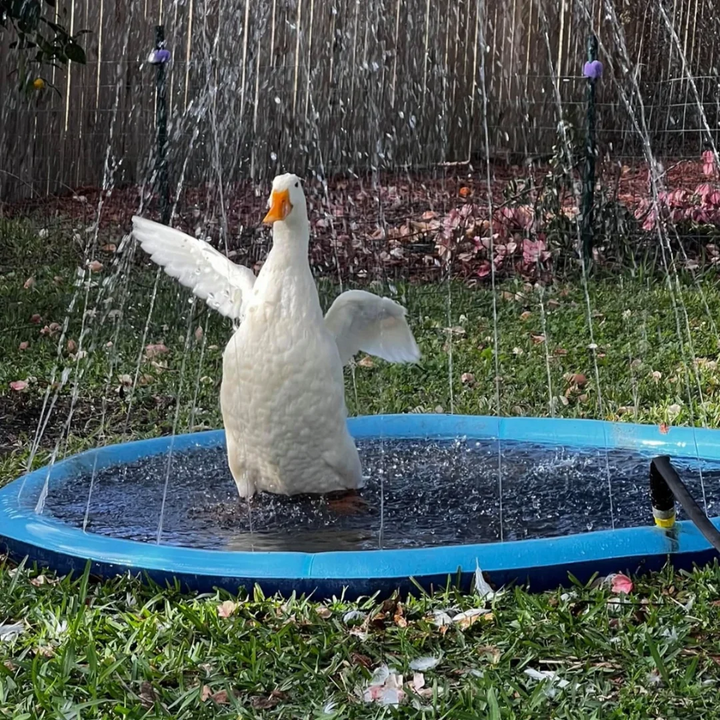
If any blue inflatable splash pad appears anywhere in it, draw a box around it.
[1,415,719,598]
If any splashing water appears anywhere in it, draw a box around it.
[34,439,720,552]
[4,0,720,551]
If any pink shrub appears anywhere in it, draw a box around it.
[634,182,720,232]
[702,150,718,179]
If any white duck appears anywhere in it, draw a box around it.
[131,173,419,509]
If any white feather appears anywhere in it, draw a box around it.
[324,289,421,365]
[131,216,256,320]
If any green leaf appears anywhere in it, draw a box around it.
[487,687,502,720]
[647,635,670,685]
[12,0,41,30]
[64,40,86,64]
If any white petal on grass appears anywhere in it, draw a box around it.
[432,610,454,627]
[379,688,402,706]
[322,700,337,715]
[370,665,391,686]
[51,619,68,638]
[410,656,440,671]
[0,623,24,641]
[524,668,571,698]
[343,610,365,625]
[524,668,570,687]
[453,608,491,625]
[474,559,496,600]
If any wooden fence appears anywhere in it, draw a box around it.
[1,0,719,202]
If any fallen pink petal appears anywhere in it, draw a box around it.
[145,343,169,359]
[362,665,406,706]
[610,573,634,595]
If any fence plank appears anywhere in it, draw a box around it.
[2,0,719,202]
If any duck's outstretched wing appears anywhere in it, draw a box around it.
[324,289,421,366]
[132,216,256,320]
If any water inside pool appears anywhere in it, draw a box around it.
[36,439,720,552]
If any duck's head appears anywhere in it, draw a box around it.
[263,173,307,228]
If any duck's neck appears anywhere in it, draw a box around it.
[269,219,310,263]
[256,217,319,312]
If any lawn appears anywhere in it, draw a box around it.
[2,216,720,717]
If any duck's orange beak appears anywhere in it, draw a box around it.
[263,189,292,224]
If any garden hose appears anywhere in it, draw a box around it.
[650,455,720,553]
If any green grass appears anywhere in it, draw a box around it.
[2,561,720,718]
[2,216,720,717]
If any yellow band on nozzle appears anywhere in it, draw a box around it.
[654,514,676,529]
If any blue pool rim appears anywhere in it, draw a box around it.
[1,414,719,599]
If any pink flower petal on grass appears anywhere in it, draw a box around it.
[217,600,239,618]
[145,343,169,359]
[9,380,27,391]
[610,573,633,595]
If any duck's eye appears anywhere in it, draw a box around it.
[294,182,299,188]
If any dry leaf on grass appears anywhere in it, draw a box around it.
[29,574,58,587]
[139,681,158,708]
[251,690,288,709]
[209,689,229,705]
[393,602,408,628]
[351,652,373,669]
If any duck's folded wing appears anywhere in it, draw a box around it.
[324,289,421,365]
[132,216,256,320]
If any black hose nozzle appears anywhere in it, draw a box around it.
[650,455,720,554]
[649,455,676,528]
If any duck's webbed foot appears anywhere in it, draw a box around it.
[325,489,368,516]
